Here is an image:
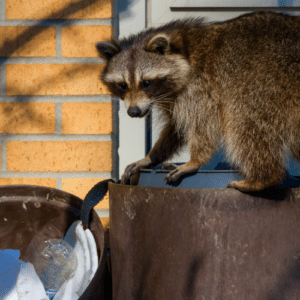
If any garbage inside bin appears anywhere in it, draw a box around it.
[0,249,49,300]
[52,220,98,300]
[0,185,109,300]
[1,215,99,300]
[31,239,78,296]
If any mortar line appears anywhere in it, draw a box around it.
[0,95,114,103]
[56,26,62,58]
[1,141,7,172]
[56,177,62,190]
[0,0,5,21]
[55,103,62,134]
[0,171,112,178]
[0,19,113,26]
[0,134,112,141]
[1,57,104,64]
[0,64,6,97]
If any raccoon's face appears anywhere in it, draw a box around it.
[96,33,191,118]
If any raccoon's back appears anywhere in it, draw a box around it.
[218,12,300,74]
[207,13,300,135]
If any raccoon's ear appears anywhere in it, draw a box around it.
[145,34,170,55]
[96,41,121,61]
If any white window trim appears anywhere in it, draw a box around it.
[170,0,300,8]
[118,0,147,178]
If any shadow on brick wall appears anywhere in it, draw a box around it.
[0,0,128,129]
[1,0,109,61]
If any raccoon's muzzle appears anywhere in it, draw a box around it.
[127,106,149,118]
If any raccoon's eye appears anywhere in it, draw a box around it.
[141,80,152,90]
[118,82,128,92]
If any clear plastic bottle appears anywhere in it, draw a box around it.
[31,239,77,295]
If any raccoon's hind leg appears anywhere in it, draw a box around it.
[225,126,286,192]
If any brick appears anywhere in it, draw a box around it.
[62,178,109,209]
[62,26,112,58]
[0,26,56,57]
[6,0,112,20]
[0,178,56,188]
[62,102,112,134]
[0,103,55,134]
[6,64,108,96]
[7,141,112,172]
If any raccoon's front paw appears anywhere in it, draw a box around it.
[164,163,199,182]
[121,158,152,184]
[160,163,177,171]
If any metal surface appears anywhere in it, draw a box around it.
[138,169,244,188]
[0,185,110,300]
[109,182,300,300]
[137,165,300,189]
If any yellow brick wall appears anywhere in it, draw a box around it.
[0,0,114,218]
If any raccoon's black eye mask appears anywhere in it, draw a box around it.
[141,80,152,90]
[148,78,175,97]
[118,82,128,92]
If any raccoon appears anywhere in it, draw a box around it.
[96,11,300,192]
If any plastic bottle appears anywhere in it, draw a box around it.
[31,239,77,297]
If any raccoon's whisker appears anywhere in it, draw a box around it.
[156,101,172,107]
[154,93,173,100]
[156,102,174,111]
[156,102,172,107]
[157,104,172,110]
[155,98,174,105]
[157,105,173,111]
[154,99,173,105]
[152,91,173,99]
[156,104,174,115]
[155,97,172,103]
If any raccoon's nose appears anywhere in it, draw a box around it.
[127,106,142,118]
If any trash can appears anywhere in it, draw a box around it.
[108,171,300,300]
[0,184,110,300]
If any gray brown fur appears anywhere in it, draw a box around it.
[96,11,300,192]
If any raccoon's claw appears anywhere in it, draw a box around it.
[164,169,181,182]
[164,163,199,182]
[121,163,138,184]
[121,158,152,185]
